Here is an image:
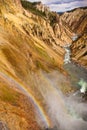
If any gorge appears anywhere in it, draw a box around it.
[0,0,87,130]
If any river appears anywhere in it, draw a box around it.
[32,66,87,130]
[1,44,87,130]
[43,44,87,130]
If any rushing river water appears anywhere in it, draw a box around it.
[1,44,87,130]
[41,62,87,130]
[33,67,87,130]
[41,45,87,130]
[1,65,87,130]
[64,44,71,64]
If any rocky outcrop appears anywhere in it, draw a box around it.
[61,7,87,34]
[60,7,87,68]
[71,32,87,68]
[34,1,50,13]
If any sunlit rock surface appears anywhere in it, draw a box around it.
[71,33,87,68]
[61,8,87,68]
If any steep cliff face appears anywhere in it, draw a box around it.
[0,0,87,129]
[0,77,40,130]
[0,1,67,130]
[21,0,73,47]
[61,7,87,34]
[0,0,67,73]
[71,32,87,68]
[61,7,87,68]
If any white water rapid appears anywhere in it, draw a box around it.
[64,44,71,64]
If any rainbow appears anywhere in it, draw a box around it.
[0,71,51,128]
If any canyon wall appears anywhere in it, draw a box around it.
[0,0,87,129]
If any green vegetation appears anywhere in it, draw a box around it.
[21,0,46,18]
[35,46,50,59]
[21,0,59,27]
[48,12,59,26]
[34,46,59,71]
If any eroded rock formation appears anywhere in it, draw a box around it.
[0,0,87,130]
[61,7,87,68]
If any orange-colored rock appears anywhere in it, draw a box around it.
[61,7,87,67]
[61,7,87,34]
[71,32,87,68]
[0,0,87,129]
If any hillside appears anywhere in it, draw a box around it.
[61,7,87,34]
[0,0,67,129]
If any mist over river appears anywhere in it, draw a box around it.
[31,62,87,130]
